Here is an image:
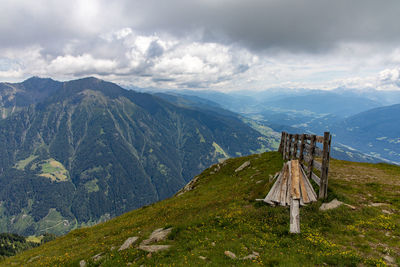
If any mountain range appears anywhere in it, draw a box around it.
[159,89,400,164]
[0,77,275,236]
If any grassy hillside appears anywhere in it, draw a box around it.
[1,152,399,266]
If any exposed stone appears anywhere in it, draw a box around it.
[199,256,207,260]
[256,180,263,184]
[141,228,172,245]
[320,199,343,211]
[79,260,86,267]
[224,250,237,259]
[176,177,200,196]
[383,255,395,264]
[235,161,250,173]
[382,209,393,215]
[92,253,103,262]
[118,236,139,251]
[241,251,259,260]
[27,256,40,263]
[110,246,116,251]
[344,203,357,210]
[370,203,388,207]
[139,245,171,252]
[211,242,216,246]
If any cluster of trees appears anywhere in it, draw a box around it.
[0,232,56,258]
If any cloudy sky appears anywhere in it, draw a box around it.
[1,0,400,91]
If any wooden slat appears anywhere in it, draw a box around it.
[279,165,289,206]
[303,154,312,164]
[319,132,331,199]
[299,164,318,201]
[299,172,309,203]
[314,147,323,157]
[313,160,322,172]
[263,171,282,204]
[304,143,312,151]
[290,160,301,199]
[299,134,305,162]
[311,172,321,186]
[272,162,288,203]
[286,161,292,205]
[290,199,300,233]
[292,135,298,159]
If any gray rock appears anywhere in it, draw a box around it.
[370,202,388,207]
[92,253,103,262]
[176,177,199,196]
[382,209,393,215]
[235,161,250,173]
[199,256,207,260]
[118,236,139,251]
[139,245,171,252]
[79,260,86,267]
[384,255,395,264]
[224,250,236,259]
[141,228,172,245]
[320,199,343,211]
[27,256,40,263]
[241,251,259,260]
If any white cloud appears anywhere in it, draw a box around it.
[47,54,117,75]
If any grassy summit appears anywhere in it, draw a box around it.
[2,152,399,266]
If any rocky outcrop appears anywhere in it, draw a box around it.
[118,237,139,251]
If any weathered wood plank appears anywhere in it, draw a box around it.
[319,132,331,199]
[304,143,312,151]
[314,147,323,157]
[263,172,282,204]
[306,135,316,180]
[271,162,288,203]
[286,161,293,204]
[311,172,321,186]
[279,164,289,206]
[303,154,312,164]
[313,160,322,172]
[290,199,300,233]
[293,134,299,159]
[290,160,301,199]
[299,171,309,203]
[299,164,318,201]
[299,134,305,161]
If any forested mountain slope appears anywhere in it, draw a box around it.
[0,77,275,236]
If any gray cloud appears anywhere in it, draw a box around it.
[1,0,399,53]
[122,0,400,52]
[0,0,399,91]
